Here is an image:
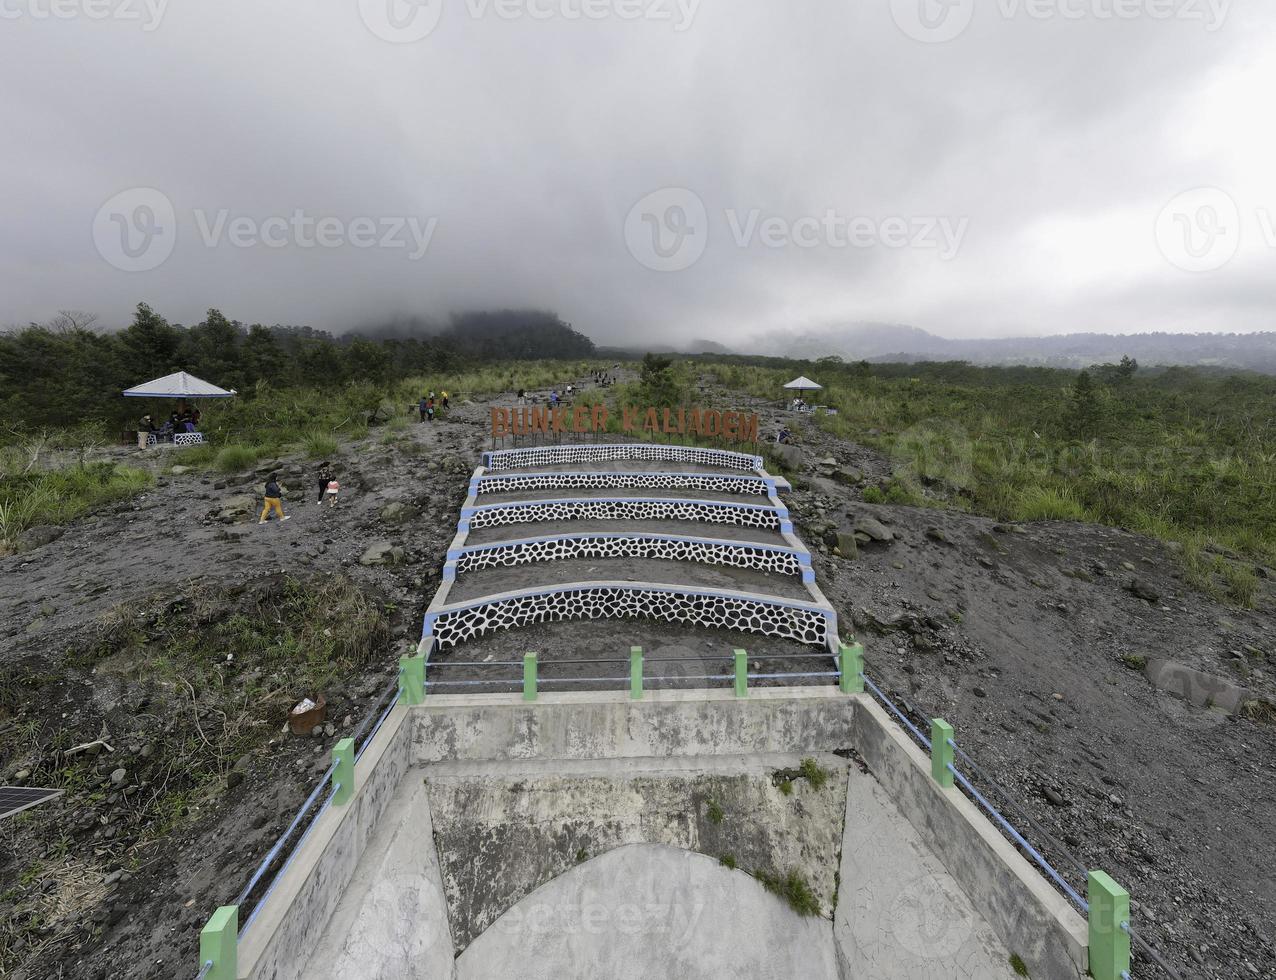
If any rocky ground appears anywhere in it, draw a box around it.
[751,395,1276,980]
[0,372,1273,979]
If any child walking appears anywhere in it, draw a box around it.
[259,474,290,524]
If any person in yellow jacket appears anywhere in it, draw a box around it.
[259,475,290,524]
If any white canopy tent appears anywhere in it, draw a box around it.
[123,371,236,399]
[782,376,823,393]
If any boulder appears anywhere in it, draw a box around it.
[360,541,404,566]
[1144,658,1248,713]
[825,530,858,559]
[850,513,894,544]
[771,443,803,472]
[170,465,193,476]
[832,467,863,486]
[18,524,64,550]
[216,495,257,523]
[1127,579,1160,603]
[380,501,419,524]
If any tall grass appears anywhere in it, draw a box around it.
[302,430,339,459]
[0,462,152,551]
[213,445,258,473]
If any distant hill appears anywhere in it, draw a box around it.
[752,323,1276,374]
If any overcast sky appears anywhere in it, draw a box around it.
[2,0,1274,345]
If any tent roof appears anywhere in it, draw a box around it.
[782,376,823,390]
[123,371,236,398]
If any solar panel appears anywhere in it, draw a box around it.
[0,786,63,819]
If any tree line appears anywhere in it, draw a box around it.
[0,305,595,429]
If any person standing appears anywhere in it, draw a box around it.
[418,395,427,423]
[259,474,289,524]
[426,396,435,422]
[316,461,333,505]
[441,390,450,410]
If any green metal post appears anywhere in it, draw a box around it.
[331,737,354,805]
[630,646,643,700]
[1088,870,1130,980]
[399,654,425,705]
[733,649,748,698]
[523,652,538,702]
[199,905,237,980]
[839,641,865,694]
[930,718,954,788]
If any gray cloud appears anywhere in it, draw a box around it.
[1,0,1273,343]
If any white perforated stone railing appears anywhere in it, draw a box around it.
[446,532,812,581]
[482,443,764,473]
[472,471,773,497]
[462,497,790,533]
[423,582,835,650]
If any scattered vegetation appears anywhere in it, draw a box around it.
[708,356,1276,601]
[1009,952,1029,976]
[0,456,151,553]
[212,444,258,473]
[302,430,339,459]
[754,868,821,917]
[719,854,736,869]
[706,799,725,825]
[0,574,389,973]
[799,758,830,790]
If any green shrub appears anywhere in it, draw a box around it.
[719,854,737,869]
[302,430,338,459]
[706,799,724,824]
[799,757,830,790]
[1009,952,1029,977]
[213,445,258,473]
[755,868,821,917]
[862,486,885,504]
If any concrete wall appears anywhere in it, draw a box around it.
[852,698,1088,980]
[408,687,858,764]
[238,706,414,980]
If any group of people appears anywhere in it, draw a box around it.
[590,370,617,387]
[139,408,201,438]
[417,390,449,422]
[259,460,340,525]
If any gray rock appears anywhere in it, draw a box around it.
[380,501,419,523]
[18,524,64,550]
[109,768,127,786]
[216,495,257,523]
[360,540,403,566]
[771,443,803,471]
[830,531,858,560]
[1144,659,1248,714]
[850,513,894,543]
[1127,579,1160,602]
[832,467,863,486]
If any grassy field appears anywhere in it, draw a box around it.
[3,352,1272,607]
[709,358,1275,603]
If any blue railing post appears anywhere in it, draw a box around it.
[331,738,354,805]
[930,719,954,788]
[199,905,237,980]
